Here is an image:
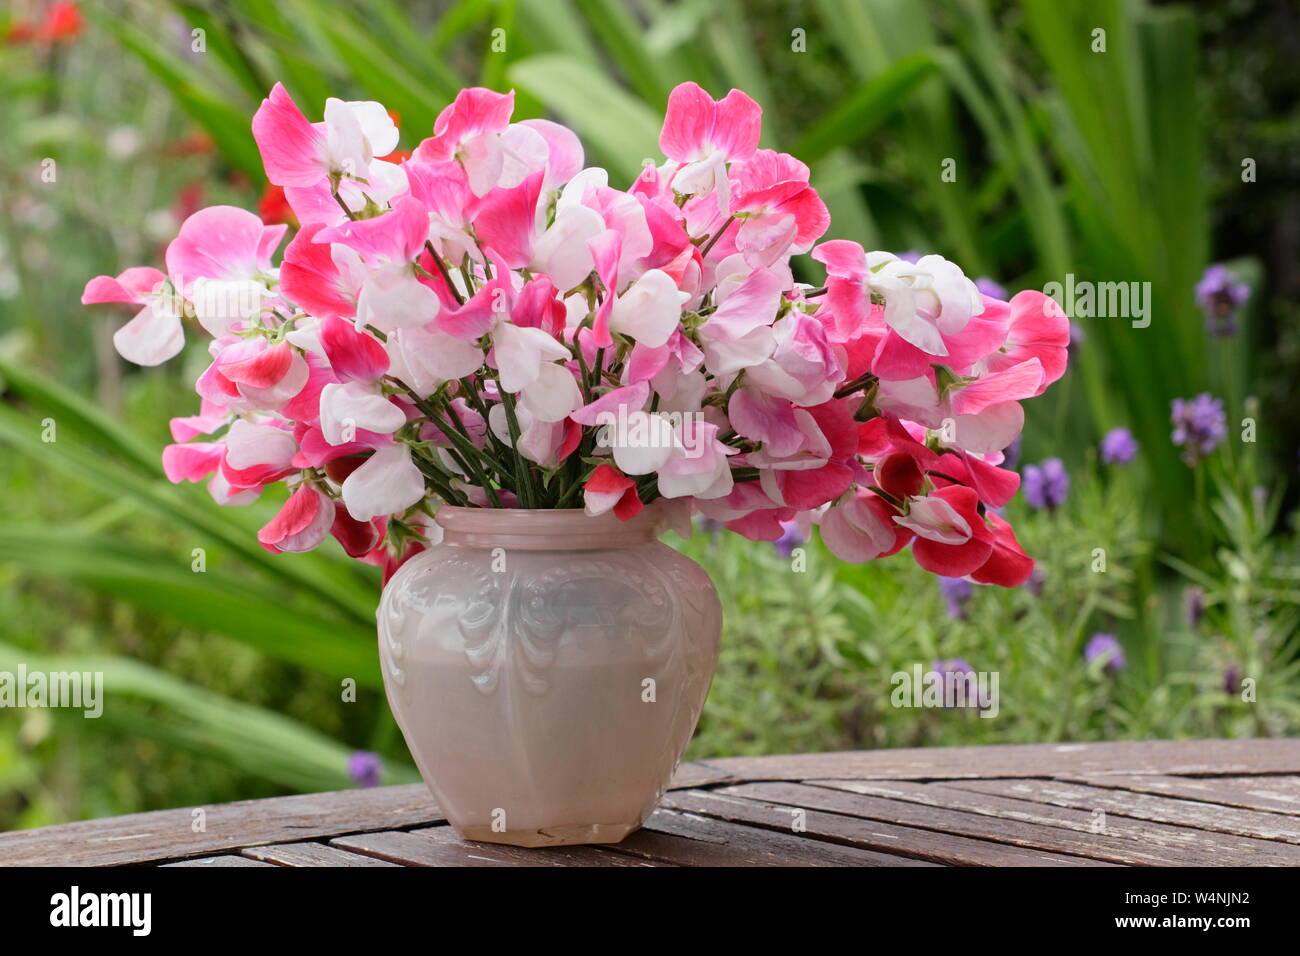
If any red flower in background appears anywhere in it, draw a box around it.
[258,183,295,226]
[6,1,82,45]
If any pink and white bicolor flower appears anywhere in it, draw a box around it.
[258,484,336,554]
[813,242,983,357]
[658,82,761,213]
[413,87,516,197]
[81,266,181,367]
[316,197,441,332]
[252,83,399,188]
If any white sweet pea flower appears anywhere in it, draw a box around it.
[319,381,407,445]
[868,252,983,356]
[610,269,690,348]
[225,419,296,470]
[323,98,399,178]
[341,443,425,521]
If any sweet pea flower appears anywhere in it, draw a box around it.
[81,266,181,366]
[315,196,442,332]
[582,463,643,520]
[253,83,399,188]
[341,442,425,521]
[658,82,761,212]
[84,80,1065,585]
[412,87,515,196]
[258,484,336,554]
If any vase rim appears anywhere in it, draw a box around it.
[434,503,666,550]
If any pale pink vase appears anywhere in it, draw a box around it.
[377,506,722,847]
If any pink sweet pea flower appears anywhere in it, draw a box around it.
[819,489,912,562]
[279,222,364,321]
[743,311,844,406]
[258,484,337,554]
[728,387,805,457]
[315,196,441,331]
[252,83,398,188]
[896,485,994,578]
[81,266,182,366]
[583,463,644,519]
[609,268,691,348]
[161,442,225,484]
[656,419,737,500]
[812,242,983,357]
[413,87,516,196]
[221,419,298,491]
[197,338,308,415]
[319,316,389,383]
[731,150,829,267]
[318,380,408,446]
[982,290,1070,394]
[697,266,783,374]
[659,82,761,212]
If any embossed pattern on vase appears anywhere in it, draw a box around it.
[377,518,721,847]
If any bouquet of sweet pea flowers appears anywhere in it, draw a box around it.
[83,81,1068,585]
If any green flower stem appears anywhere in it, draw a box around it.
[495,384,535,508]
[423,240,464,306]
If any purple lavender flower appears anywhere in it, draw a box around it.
[930,658,986,709]
[1171,394,1227,464]
[1185,586,1205,628]
[1022,458,1069,510]
[975,277,1008,300]
[897,250,921,264]
[1084,633,1126,673]
[773,519,807,558]
[1223,664,1241,695]
[1099,427,1139,465]
[938,576,973,620]
[348,751,383,788]
[695,515,724,549]
[1021,567,1046,596]
[1195,263,1249,337]
[1001,436,1021,471]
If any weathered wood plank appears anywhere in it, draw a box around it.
[241,842,401,867]
[620,806,937,866]
[807,779,1300,866]
[161,855,275,867]
[667,761,737,790]
[729,780,1299,866]
[1058,773,1300,817]
[661,788,1112,866]
[332,826,667,867]
[697,739,1300,782]
[948,778,1300,845]
[0,784,441,867]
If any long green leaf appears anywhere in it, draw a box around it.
[0,528,381,686]
[794,52,940,164]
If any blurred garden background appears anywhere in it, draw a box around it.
[2,0,1298,829]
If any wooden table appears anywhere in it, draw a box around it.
[3,739,1297,867]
